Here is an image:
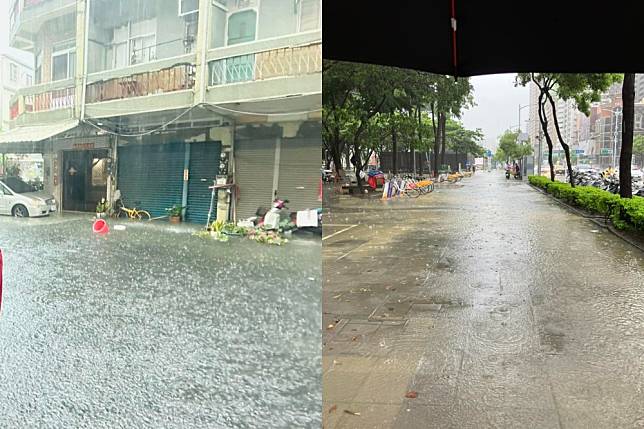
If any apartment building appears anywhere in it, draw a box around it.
[0,52,33,131]
[2,0,322,223]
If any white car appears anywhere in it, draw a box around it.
[0,177,57,217]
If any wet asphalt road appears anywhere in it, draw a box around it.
[323,171,644,428]
[0,215,320,428]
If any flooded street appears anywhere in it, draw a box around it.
[323,172,644,428]
[0,215,320,428]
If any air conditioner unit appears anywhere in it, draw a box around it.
[179,0,199,16]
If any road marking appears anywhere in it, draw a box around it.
[323,224,358,241]
[336,240,369,261]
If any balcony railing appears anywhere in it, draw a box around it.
[86,62,196,104]
[208,42,321,87]
[26,87,76,112]
[10,79,76,120]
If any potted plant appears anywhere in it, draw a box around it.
[96,198,109,219]
[165,204,184,224]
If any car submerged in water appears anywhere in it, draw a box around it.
[0,176,57,217]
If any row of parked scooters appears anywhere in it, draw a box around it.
[568,170,644,196]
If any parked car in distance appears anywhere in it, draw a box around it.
[632,165,643,181]
[0,176,57,217]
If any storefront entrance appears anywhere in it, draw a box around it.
[62,149,109,212]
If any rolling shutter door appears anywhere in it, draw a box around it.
[117,143,185,218]
[277,137,320,211]
[234,139,275,220]
[186,141,222,225]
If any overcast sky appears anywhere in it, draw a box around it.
[461,74,530,151]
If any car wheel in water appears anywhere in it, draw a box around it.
[12,204,29,218]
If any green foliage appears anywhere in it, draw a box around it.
[528,176,644,231]
[165,204,184,217]
[555,74,623,115]
[634,135,644,160]
[446,121,485,156]
[323,61,478,174]
[96,198,109,214]
[495,130,533,161]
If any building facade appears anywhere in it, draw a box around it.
[0,52,33,131]
[3,0,322,223]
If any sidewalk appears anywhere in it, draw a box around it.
[323,172,644,428]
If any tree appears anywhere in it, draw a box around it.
[516,73,622,186]
[323,61,399,189]
[495,130,533,163]
[446,122,485,164]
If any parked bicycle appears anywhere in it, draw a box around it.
[113,198,151,221]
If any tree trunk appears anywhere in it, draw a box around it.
[351,145,365,193]
[345,145,351,172]
[391,123,398,174]
[620,73,635,198]
[431,103,438,176]
[537,91,556,182]
[415,105,423,176]
[439,113,446,169]
[546,92,575,187]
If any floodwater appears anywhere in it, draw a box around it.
[0,214,321,428]
[323,171,644,428]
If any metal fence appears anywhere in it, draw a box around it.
[209,42,322,86]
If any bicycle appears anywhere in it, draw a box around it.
[389,176,421,198]
[412,178,434,194]
[114,199,151,221]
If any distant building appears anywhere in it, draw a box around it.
[0,53,33,131]
[635,74,644,103]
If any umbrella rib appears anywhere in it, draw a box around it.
[450,0,458,77]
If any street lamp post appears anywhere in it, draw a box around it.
[518,104,530,133]
[612,108,622,169]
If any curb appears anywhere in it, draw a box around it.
[528,184,644,253]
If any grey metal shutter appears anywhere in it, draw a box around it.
[277,137,320,211]
[117,142,185,218]
[234,139,276,220]
[186,141,222,225]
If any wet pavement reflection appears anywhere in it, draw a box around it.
[323,171,644,429]
[0,214,321,428]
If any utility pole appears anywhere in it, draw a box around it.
[612,108,621,168]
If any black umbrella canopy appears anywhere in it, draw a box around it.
[323,1,644,76]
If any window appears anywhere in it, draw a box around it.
[110,19,157,69]
[179,0,199,16]
[9,63,18,82]
[52,42,76,81]
[25,74,33,87]
[298,0,321,32]
[227,10,257,45]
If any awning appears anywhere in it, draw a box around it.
[0,120,78,145]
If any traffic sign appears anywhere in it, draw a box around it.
[600,148,613,155]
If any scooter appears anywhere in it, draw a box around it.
[256,198,289,230]
[505,169,511,180]
[254,198,322,236]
